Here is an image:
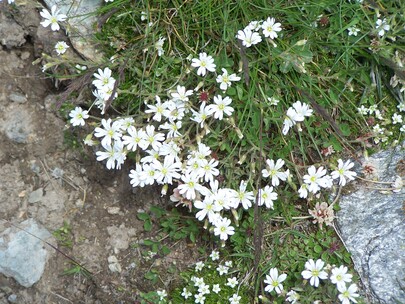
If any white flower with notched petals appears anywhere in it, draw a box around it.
[331,159,357,186]
[40,5,67,31]
[231,180,254,210]
[214,217,235,241]
[191,52,216,76]
[54,41,69,55]
[303,165,328,194]
[338,283,359,304]
[181,288,192,299]
[264,267,287,294]
[301,259,328,287]
[178,174,206,200]
[92,67,115,90]
[69,107,89,127]
[376,18,390,37]
[261,17,282,39]
[145,96,169,122]
[216,68,241,91]
[206,95,234,120]
[229,293,241,304]
[257,185,278,209]
[286,290,301,303]
[237,28,262,48]
[171,85,193,103]
[262,158,288,187]
[330,265,353,290]
[226,277,238,288]
[94,118,122,148]
[191,102,212,128]
[122,126,147,152]
[347,26,360,36]
[392,113,403,124]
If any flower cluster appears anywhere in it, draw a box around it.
[299,159,356,199]
[237,17,282,48]
[282,101,313,135]
[299,259,359,304]
[174,251,245,304]
[262,259,359,304]
[92,67,117,114]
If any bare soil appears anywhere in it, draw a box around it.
[0,3,198,303]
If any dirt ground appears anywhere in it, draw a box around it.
[0,3,197,303]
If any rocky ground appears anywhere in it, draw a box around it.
[0,2,197,303]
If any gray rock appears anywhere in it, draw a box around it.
[9,93,27,104]
[28,188,44,204]
[336,145,405,303]
[0,219,53,288]
[42,0,104,61]
[7,294,17,303]
[0,11,26,48]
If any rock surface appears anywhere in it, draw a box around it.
[336,145,405,303]
[42,0,104,61]
[0,219,53,288]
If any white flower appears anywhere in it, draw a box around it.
[330,265,353,290]
[347,26,360,36]
[69,107,89,126]
[129,163,145,187]
[40,5,67,31]
[225,260,233,267]
[191,102,212,128]
[331,159,357,186]
[397,102,405,112]
[226,277,238,288]
[376,18,390,37]
[96,140,126,170]
[301,259,328,287]
[140,11,147,21]
[261,17,282,39]
[181,288,192,299]
[229,293,241,304]
[257,185,278,209]
[210,250,219,261]
[195,261,205,272]
[216,264,229,275]
[392,113,403,124]
[338,283,359,304]
[54,41,69,55]
[145,96,169,122]
[194,293,206,304]
[213,217,235,241]
[151,157,181,185]
[286,290,301,303]
[155,36,165,56]
[237,28,262,47]
[292,101,313,118]
[198,283,210,295]
[264,267,287,294]
[156,289,167,301]
[122,126,147,152]
[193,277,205,287]
[303,166,328,194]
[206,95,234,120]
[267,97,280,106]
[262,158,288,187]
[191,52,216,76]
[92,67,115,90]
[143,125,165,151]
[94,118,122,148]
[195,198,220,222]
[246,20,262,31]
[171,85,193,103]
[178,174,206,200]
[216,68,241,91]
[231,180,254,210]
[298,184,308,198]
[357,105,368,115]
[212,284,221,293]
[200,158,219,182]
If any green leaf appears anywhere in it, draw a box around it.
[339,123,351,136]
[150,206,165,218]
[314,244,323,253]
[144,220,152,232]
[161,245,171,255]
[137,212,150,221]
